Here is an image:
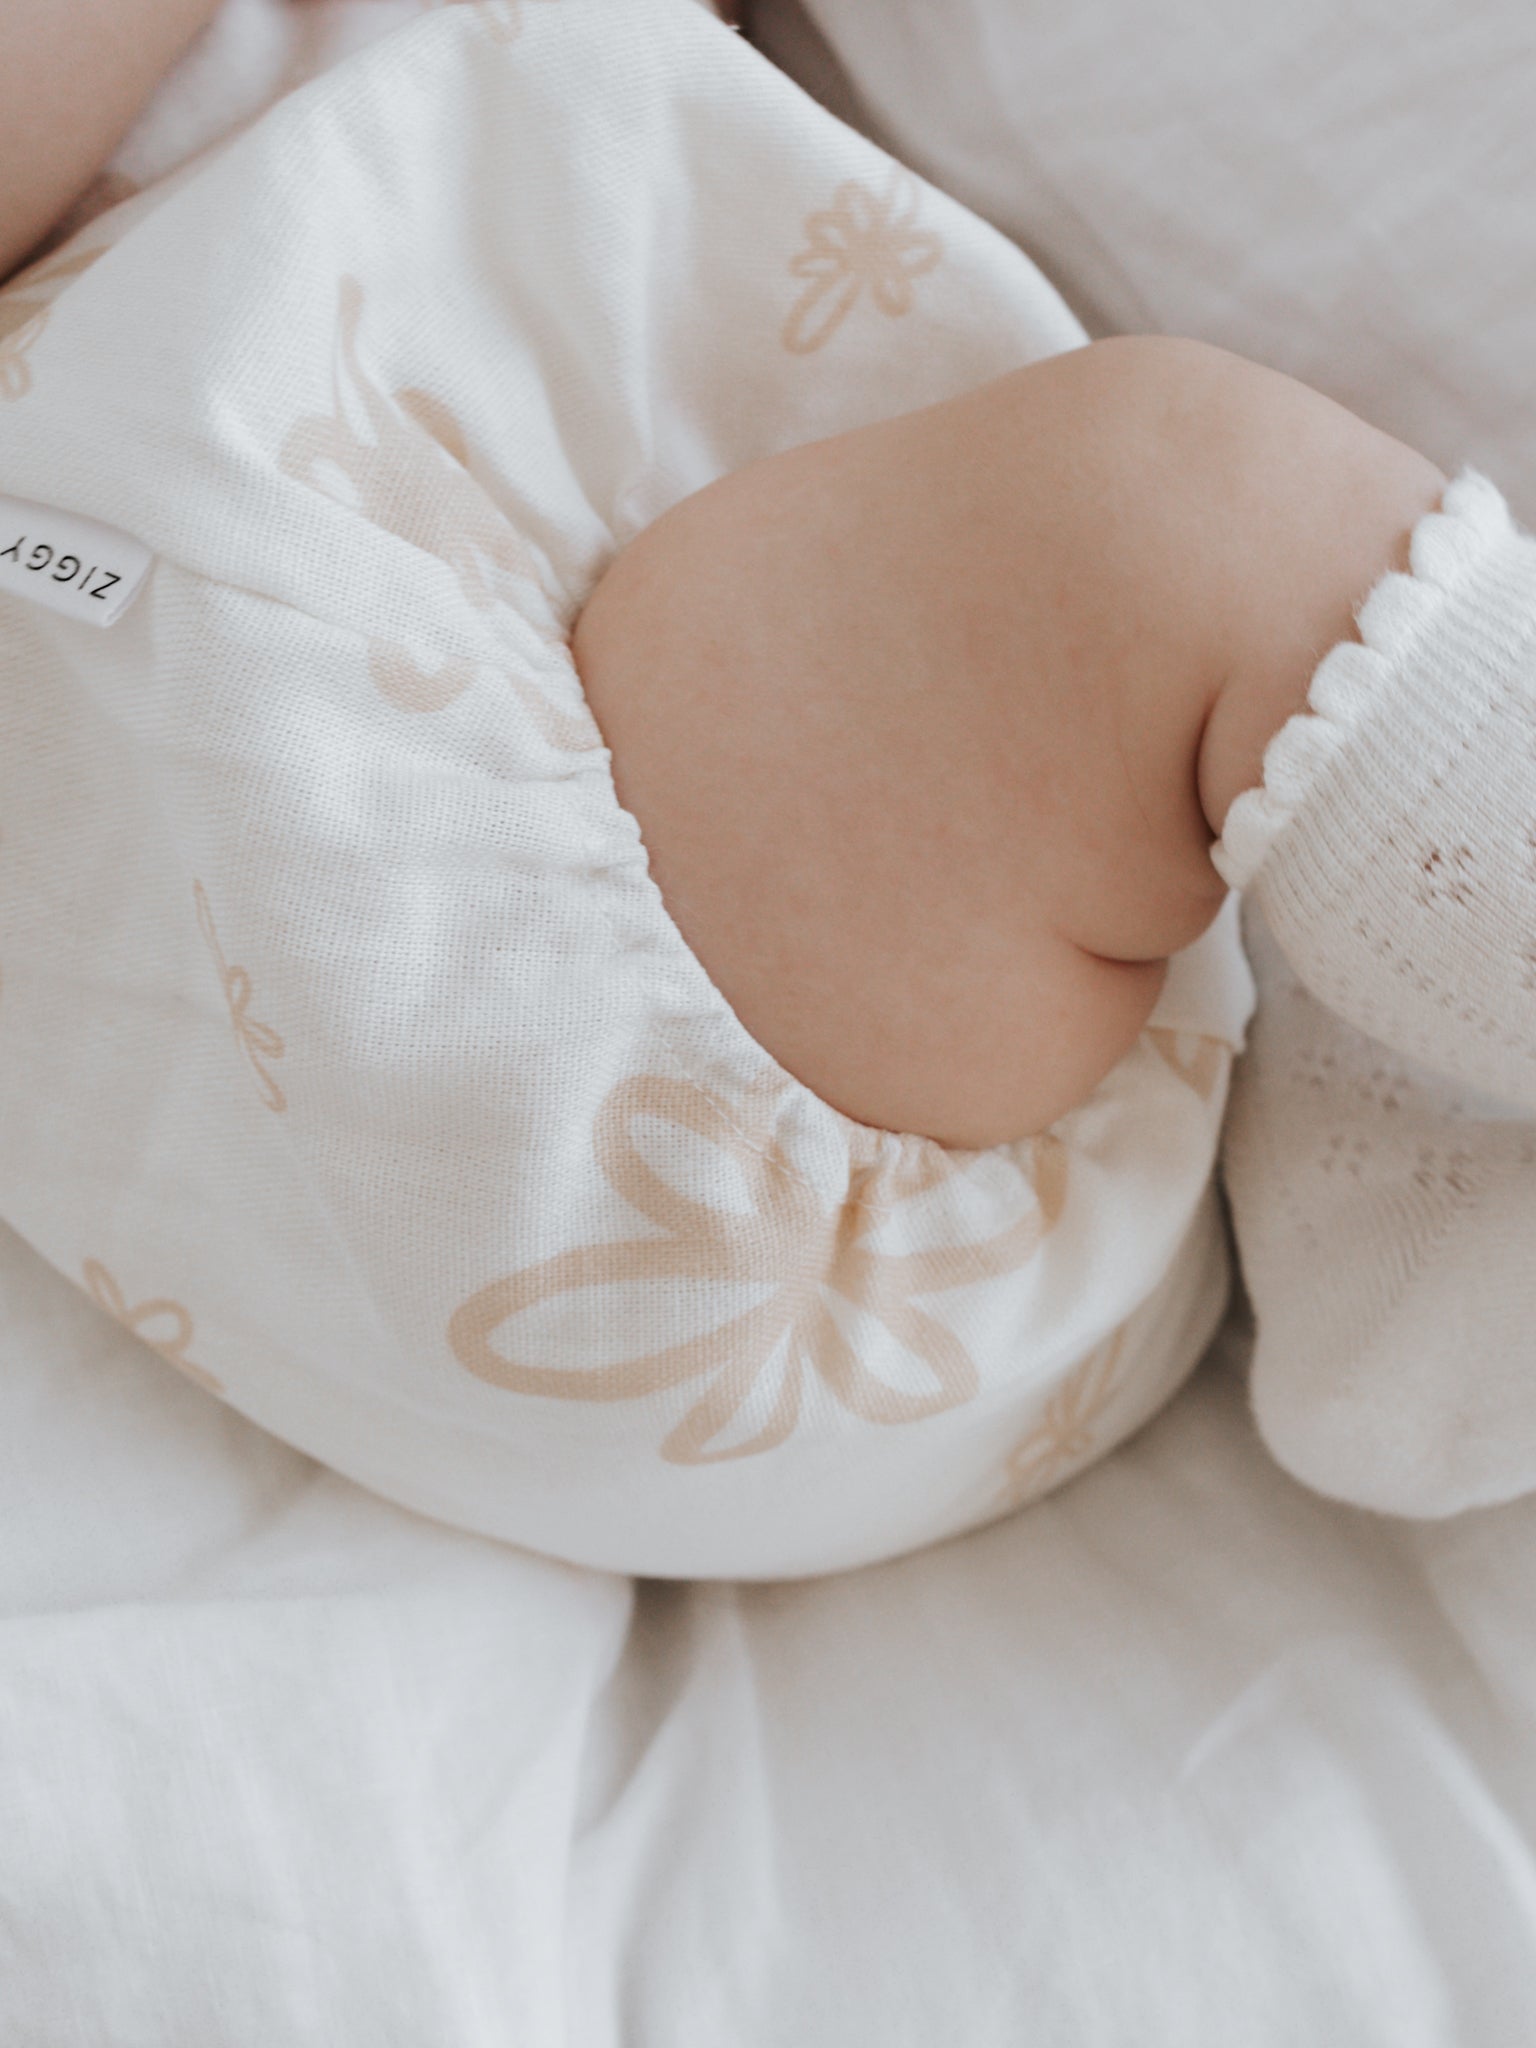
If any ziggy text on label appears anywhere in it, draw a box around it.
[0,491,154,628]
[0,534,120,603]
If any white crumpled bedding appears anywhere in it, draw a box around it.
[9,1213,1536,2043]
[8,0,1536,2040]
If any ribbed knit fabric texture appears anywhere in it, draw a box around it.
[1214,472,1536,1515]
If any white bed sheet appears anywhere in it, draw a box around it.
[8,1216,1536,2044]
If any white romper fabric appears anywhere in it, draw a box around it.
[0,0,1252,1579]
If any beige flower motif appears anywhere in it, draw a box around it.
[194,881,287,1113]
[449,1068,1068,1464]
[0,240,114,401]
[280,275,593,744]
[782,169,944,356]
[82,1258,221,1392]
[993,1326,1129,1513]
[1145,1025,1228,1104]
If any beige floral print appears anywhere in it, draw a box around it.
[993,1326,1129,1513]
[449,1068,1068,1464]
[0,240,113,402]
[194,881,287,1113]
[1146,1025,1228,1104]
[280,276,592,743]
[82,1258,221,1392]
[782,168,944,356]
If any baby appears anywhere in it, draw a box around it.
[9,0,1534,1568]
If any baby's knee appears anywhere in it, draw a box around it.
[979,335,1445,835]
[1087,336,1448,834]
[994,332,1442,645]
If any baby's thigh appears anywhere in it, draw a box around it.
[572,422,1172,1150]
[572,332,1446,1151]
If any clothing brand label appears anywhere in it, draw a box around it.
[0,492,153,627]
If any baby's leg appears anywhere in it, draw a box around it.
[0,0,222,280]
[573,337,1443,1147]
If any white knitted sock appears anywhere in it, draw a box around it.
[1214,472,1536,1516]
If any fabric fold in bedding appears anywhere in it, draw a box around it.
[10,1213,1536,2045]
